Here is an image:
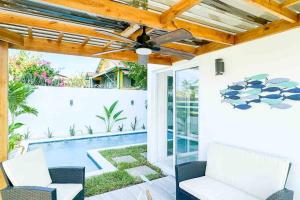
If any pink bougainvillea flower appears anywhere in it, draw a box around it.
[34,72,38,77]
[46,79,52,85]
[39,60,51,66]
[41,71,47,78]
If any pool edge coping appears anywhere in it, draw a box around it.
[22,130,147,153]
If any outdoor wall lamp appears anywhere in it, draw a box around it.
[215,58,225,75]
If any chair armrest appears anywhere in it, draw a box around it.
[1,186,56,200]
[175,161,206,184]
[266,189,294,200]
[49,166,85,184]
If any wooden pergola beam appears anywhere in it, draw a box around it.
[235,19,300,44]
[0,11,196,54]
[195,18,300,56]
[40,0,235,45]
[0,28,24,46]
[0,41,8,190]
[103,24,140,49]
[0,11,130,44]
[160,0,201,24]
[10,37,173,65]
[245,0,298,23]
[281,0,300,8]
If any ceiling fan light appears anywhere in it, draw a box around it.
[136,48,152,55]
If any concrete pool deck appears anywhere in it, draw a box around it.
[85,176,176,200]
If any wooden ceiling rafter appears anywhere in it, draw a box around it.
[160,0,201,25]
[0,11,197,55]
[0,11,132,44]
[195,17,300,56]
[39,0,235,45]
[0,28,24,46]
[244,0,298,23]
[57,32,64,43]
[10,37,173,65]
[103,23,140,49]
[281,0,300,8]
[81,37,90,46]
[28,27,33,39]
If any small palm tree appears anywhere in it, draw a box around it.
[96,101,126,132]
[8,81,38,151]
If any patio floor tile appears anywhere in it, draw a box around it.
[125,166,157,177]
[112,155,137,164]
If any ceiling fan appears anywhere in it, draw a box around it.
[94,26,196,66]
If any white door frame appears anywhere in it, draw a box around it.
[173,63,200,167]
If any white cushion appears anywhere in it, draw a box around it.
[180,176,261,200]
[3,149,52,187]
[48,183,82,200]
[205,143,290,199]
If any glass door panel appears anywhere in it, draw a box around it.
[175,67,199,164]
[167,76,173,156]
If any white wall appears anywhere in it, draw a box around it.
[147,64,171,163]
[174,28,300,198]
[17,86,147,138]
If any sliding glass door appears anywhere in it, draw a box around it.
[175,67,199,165]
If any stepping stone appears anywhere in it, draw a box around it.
[140,152,147,158]
[125,166,157,178]
[112,155,137,164]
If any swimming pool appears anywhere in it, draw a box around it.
[28,132,147,173]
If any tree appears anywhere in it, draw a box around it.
[8,81,38,151]
[124,62,147,90]
[96,101,126,132]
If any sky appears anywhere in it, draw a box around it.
[9,49,101,77]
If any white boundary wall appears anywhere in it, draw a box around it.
[17,86,147,139]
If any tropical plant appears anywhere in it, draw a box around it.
[46,128,53,138]
[8,133,23,152]
[69,124,76,136]
[65,74,88,88]
[8,81,38,151]
[9,51,64,87]
[131,117,138,131]
[9,51,41,80]
[118,124,124,132]
[8,81,38,124]
[141,124,146,130]
[24,128,30,140]
[123,62,147,89]
[85,125,93,135]
[96,101,126,132]
[20,61,63,86]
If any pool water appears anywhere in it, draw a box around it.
[28,132,147,172]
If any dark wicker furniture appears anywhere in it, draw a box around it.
[0,165,85,200]
[175,161,294,200]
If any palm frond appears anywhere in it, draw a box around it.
[108,101,118,114]
[113,110,124,120]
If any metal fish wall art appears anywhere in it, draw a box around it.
[220,74,300,110]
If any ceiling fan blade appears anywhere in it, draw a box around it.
[95,29,138,44]
[149,29,193,45]
[159,47,196,60]
[138,54,149,66]
[93,48,134,56]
